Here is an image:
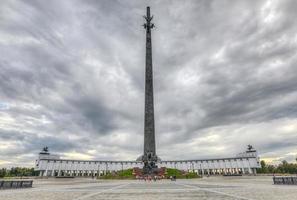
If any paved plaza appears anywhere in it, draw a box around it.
[0,176,296,200]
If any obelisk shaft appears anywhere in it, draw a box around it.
[143,6,156,160]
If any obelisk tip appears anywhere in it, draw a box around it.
[146,7,150,17]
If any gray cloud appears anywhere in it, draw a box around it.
[0,0,297,167]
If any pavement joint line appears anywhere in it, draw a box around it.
[73,183,130,200]
[175,182,255,200]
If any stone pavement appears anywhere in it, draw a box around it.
[0,176,297,200]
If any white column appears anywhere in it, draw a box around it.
[98,164,100,177]
[43,170,47,176]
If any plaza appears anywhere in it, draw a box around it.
[1,176,296,200]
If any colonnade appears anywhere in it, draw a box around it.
[36,156,259,177]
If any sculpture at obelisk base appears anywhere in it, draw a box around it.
[137,6,160,175]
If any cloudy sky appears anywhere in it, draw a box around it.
[0,0,297,168]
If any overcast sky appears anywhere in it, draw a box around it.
[0,0,297,168]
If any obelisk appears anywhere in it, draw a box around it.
[140,6,159,174]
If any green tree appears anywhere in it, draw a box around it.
[257,160,267,173]
[3,167,36,177]
[0,168,7,178]
[257,160,297,174]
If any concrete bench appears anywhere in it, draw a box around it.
[0,180,33,189]
[273,176,297,185]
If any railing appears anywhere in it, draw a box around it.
[273,176,297,185]
[0,180,33,189]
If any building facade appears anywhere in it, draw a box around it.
[35,146,260,177]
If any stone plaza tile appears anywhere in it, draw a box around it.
[1,176,297,200]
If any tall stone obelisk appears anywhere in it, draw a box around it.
[140,6,160,174]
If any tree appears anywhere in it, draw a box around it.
[0,168,7,178]
[257,160,297,174]
[257,160,267,173]
[282,160,288,165]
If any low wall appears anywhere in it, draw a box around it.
[273,176,297,185]
[0,180,33,189]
